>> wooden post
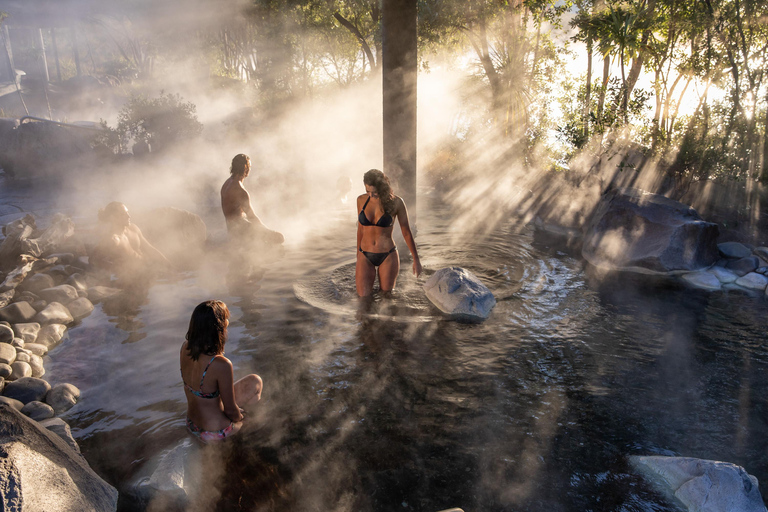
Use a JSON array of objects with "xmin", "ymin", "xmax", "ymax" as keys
[
  {"xmin": 51, "ymin": 28, "xmax": 62, "ymax": 82},
  {"xmin": 381, "ymin": 0, "xmax": 418, "ymax": 221},
  {"xmin": 36, "ymin": 29, "xmax": 50, "ymax": 83},
  {"xmin": 71, "ymin": 26, "xmax": 81, "ymax": 76}
]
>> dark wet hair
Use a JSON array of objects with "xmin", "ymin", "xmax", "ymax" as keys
[
  {"xmin": 185, "ymin": 300, "xmax": 230, "ymax": 361},
  {"xmin": 97, "ymin": 201, "xmax": 127, "ymax": 223},
  {"xmin": 230, "ymin": 154, "xmax": 250, "ymax": 177},
  {"xmin": 363, "ymin": 169, "xmax": 396, "ymax": 215}
]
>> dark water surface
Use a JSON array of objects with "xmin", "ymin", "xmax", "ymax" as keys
[{"xmin": 45, "ymin": 193, "xmax": 768, "ymax": 512}]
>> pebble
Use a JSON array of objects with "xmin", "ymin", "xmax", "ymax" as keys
[
  {"xmin": 0, "ymin": 324, "xmax": 13, "ymax": 343},
  {"xmin": 735, "ymin": 272, "xmax": 768, "ymax": 291},
  {"xmin": 21, "ymin": 400, "xmax": 54, "ymax": 421},
  {"xmin": 9, "ymin": 361, "xmax": 32, "ymax": 380},
  {"xmin": 28, "ymin": 354, "xmax": 44, "ymax": 378},
  {"xmin": 0, "ymin": 363, "xmax": 11, "ymax": 379}
]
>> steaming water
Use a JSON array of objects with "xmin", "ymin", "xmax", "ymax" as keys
[{"xmin": 44, "ymin": 191, "xmax": 768, "ymax": 512}]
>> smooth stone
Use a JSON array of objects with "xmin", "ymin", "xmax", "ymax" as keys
[
  {"xmin": 67, "ymin": 297, "xmax": 94, "ymax": 321},
  {"xmin": 77, "ymin": 289, "xmax": 87, "ymax": 298},
  {"xmin": 0, "ymin": 342, "xmax": 16, "ymax": 365},
  {"xmin": 10, "ymin": 361, "xmax": 32, "ymax": 380},
  {"xmin": 10, "ymin": 337, "xmax": 23, "ymax": 349},
  {"xmin": 424, "ymin": 267, "xmax": 497, "ymax": 321},
  {"xmin": 718, "ymin": 241, "xmax": 752, "ymax": 259},
  {"xmin": 21, "ymin": 400, "xmax": 54, "ymax": 421},
  {"xmin": 147, "ymin": 438, "xmax": 197, "ymax": 495},
  {"xmin": 757, "ymin": 266, "xmax": 768, "ymax": 275},
  {"xmin": 23, "ymin": 343, "xmax": 47, "ymax": 356},
  {"xmin": 0, "ymin": 403, "xmax": 119, "ymax": 510},
  {"xmin": 28, "ymin": 354, "xmax": 44, "ymax": 378},
  {"xmin": 87, "ymin": 286, "xmax": 121, "ymax": 303},
  {"xmin": 0, "ymin": 301, "xmax": 38, "ymax": 323},
  {"xmin": 0, "ymin": 323, "xmax": 13, "ymax": 343},
  {"xmin": 47, "ymin": 253, "xmax": 75, "ymax": 265},
  {"xmin": 0, "ymin": 363, "xmax": 11, "ymax": 379},
  {"xmin": 707, "ymin": 266, "xmax": 739, "ymax": 283},
  {"xmin": 65, "ymin": 273, "xmax": 88, "ymax": 292},
  {"xmin": 2, "ymin": 376, "xmax": 50, "ymax": 403},
  {"xmin": 725, "ymin": 256, "xmax": 760, "ymax": 277},
  {"xmin": 12, "ymin": 322, "xmax": 40, "ymax": 343},
  {"xmin": 37, "ymin": 285, "xmax": 79, "ymax": 305},
  {"xmin": 34, "ymin": 302, "xmax": 74, "ymax": 325},
  {"xmin": 37, "ymin": 324, "xmax": 67, "ymax": 348},
  {"xmin": 683, "ymin": 271, "xmax": 724, "ymax": 291},
  {"xmin": 45, "ymin": 383, "xmax": 80, "ymax": 414},
  {"xmin": 31, "ymin": 300, "xmax": 48, "ymax": 312},
  {"xmin": 734, "ymin": 272, "xmax": 768, "ymax": 291},
  {"xmin": 630, "ymin": 456, "xmax": 767, "ymax": 512},
  {"xmin": 39, "ymin": 417, "xmax": 81, "ymax": 453},
  {"xmin": 18, "ymin": 272, "xmax": 55, "ymax": 294},
  {"xmin": 753, "ymin": 246, "xmax": 768, "ymax": 261},
  {"xmin": 0, "ymin": 395, "xmax": 23, "ymax": 410},
  {"xmin": 44, "ymin": 264, "xmax": 72, "ymax": 284},
  {"xmin": 14, "ymin": 352, "xmax": 29, "ymax": 363}
]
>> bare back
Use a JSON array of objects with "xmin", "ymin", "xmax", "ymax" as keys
[{"xmin": 221, "ymin": 177, "xmax": 250, "ymax": 224}]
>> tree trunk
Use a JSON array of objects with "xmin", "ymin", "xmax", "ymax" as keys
[
  {"xmin": 584, "ymin": 37, "xmax": 592, "ymax": 138},
  {"xmin": 597, "ymin": 54, "xmax": 610, "ymax": 125},
  {"xmin": 382, "ymin": 0, "xmax": 418, "ymax": 217}
]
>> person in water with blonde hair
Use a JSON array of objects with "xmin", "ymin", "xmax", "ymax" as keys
[
  {"xmin": 90, "ymin": 201, "xmax": 172, "ymax": 279},
  {"xmin": 180, "ymin": 300, "xmax": 263, "ymax": 443},
  {"xmin": 355, "ymin": 169, "xmax": 422, "ymax": 296}
]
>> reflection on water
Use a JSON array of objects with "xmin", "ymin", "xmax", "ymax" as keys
[{"xmin": 44, "ymin": 195, "xmax": 768, "ymax": 511}]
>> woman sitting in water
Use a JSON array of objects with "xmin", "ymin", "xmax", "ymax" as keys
[
  {"xmin": 356, "ymin": 169, "xmax": 422, "ymax": 297},
  {"xmin": 180, "ymin": 300, "xmax": 263, "ymax": 443}
]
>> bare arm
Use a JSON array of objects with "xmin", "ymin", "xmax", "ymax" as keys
[
  {"xmin": 241, "ymin": 188, "xmax": 267, "ymax": 228},
  {"xmin": 133, "ymin": 225, "xmax": 173, "ymax": 270},
  {"xmin": 356, "ymin": 195, "xmax": 364, "ymax": 250},
  {"xmin": 396, "ymin": 197, "xmax": 422, "ymax": 276},
  {"xmin": 216, "ymin": 357, "xmax": 244, "ymax": 423}
]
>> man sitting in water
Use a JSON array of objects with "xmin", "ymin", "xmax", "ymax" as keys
[
  {"xmin": 90, "ymin": 201, "xmax": 173, "ymax": 282},
  {"xmin": 221, "ymin": 153, "xmax": 284, "ymax": 246}
]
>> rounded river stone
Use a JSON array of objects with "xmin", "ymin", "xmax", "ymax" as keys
[
  {"xmin": 34, "ymin": 302, "xmax": 74, "ymax": 325},
  {"xmin": 0, "ymin": 363, "xmax": 11, "ymax": 379},
  {"xmin": 0, "ymin": 323, "xmax": 13, "ymax": 343},
  {"xmin": 28, "ymin": 354, "xmax": 44, "ymax": 378},
  {"xmin": 0, "ymin": 301, "xmax": 37, "ymax": 323},
  {"xmin": 46, "ymin": 383, "xmax": 80, "ymax": 414},
  {"xmin": 37, "ymin": 324, "xmax": 67, "ymax": 348},
  {"xmin": 0, "ymin": 342, "xmax": 16, "ymax": 365},
  {"xmin": 2, "ymin": 376, "xmax": 50, "ymax": 403},
  {"xmin": 0, "ymin": 395, "xmax": 23, "ymax": 410},
  {"xmin": 10, "ymin": 361, "xmax": 32, "ymax": 380},
  {"xmin": 38, "ymin": 284, "xmax": 79, "ymax": 305},
  {"xmin": 67, "ymin": 297, "xmax": 94, "ymax": 321},
  {"xmin": 21, "ymin": 400, "xmax": 55, "ymax": 421}
]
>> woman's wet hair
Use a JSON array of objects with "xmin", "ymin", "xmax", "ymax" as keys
[
  {"xmin": 97, "ymin": 201, "xmax": 127, "ymax": 223},
  {"xmin": 186, "ymin": 300, "xmax": 230, "ymax": 361},
  {"xmin": 363, "ymin": 169, "xmax": 396, "ymax": 214},
  {"xmin": 231, "ymin": 154, "xmax": 250, "ymax": 177}
]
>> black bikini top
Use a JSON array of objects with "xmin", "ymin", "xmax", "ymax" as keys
[{"xmin": 359, "ymin": 196, "xmax": 395, "ymax": 227}]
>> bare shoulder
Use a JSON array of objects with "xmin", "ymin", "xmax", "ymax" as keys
[
  {"xmin": 394, "ymin": 195, "xmax": 406, "ymax": 211},
  {"xmin": 356, "ymin": 194, "xmax": 368, "ymax": 208}
]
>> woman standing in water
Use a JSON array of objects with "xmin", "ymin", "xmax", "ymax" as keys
[
  {"xmin": 356, "ymin": 169, "xmax": 422, "ymax": 296},
  {"xmin": 180, "ymin": 300, "xmax": 263, "ymax": 443}
]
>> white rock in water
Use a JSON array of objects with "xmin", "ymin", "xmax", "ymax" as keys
[
  {"xmin": 735, "ymin": 272, "xmax": 768, "ymax": 291},
  {"xmin": 423, "ymin": 267, "xmax": 496, "ymax": 321},
  {"xmin": 34, "ymin": 302, "xmax": 73, "ymax": 325},
  {"xmin": 37, "ymin": 324, "xmax": 67, "ymax": 348},
  {"xmin": 28, "ymin": 354, "xmax": 44, "ymax": 378},
  {"xmin": 681, "ymin": 271, "xmax": 722, "ymax": 291},
  {"xmin": 37, "ymin": 285, "xmax": 79, "ymax": 305},
  {"xmin": 10, "ymin": 361, "xmax": 31, "ymax": 380},
  {"xmin": 86, "ymin": 286, "xmax": 121, "ymax": 303},
  {"xmin": 67, "ymin": 297, "xmax": 94, "ymax": 321},
  {"xmin": 22, "ymin": 343, "xmax": 47, "ymax": 356},
  {"xmin": 630, "ymin": 456, "xmax": 767, "ymax": 512},
  {"xmin": 12, "ymin": 322, "xmax": 40, "ymax": 343},
  {"xmin": 707, "ymin": 266, "xmax": 738, "ymax": 284},
  {"xmin": 148, "ymin": 438, "xmax": 196, "ymax": 495}
]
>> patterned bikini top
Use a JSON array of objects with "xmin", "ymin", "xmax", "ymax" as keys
[{"xmin": 181, "ymin": 355, "xmax": 220, "ymax": 399}]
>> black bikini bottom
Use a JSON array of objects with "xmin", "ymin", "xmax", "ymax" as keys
[{"xmin": 360, "ymin": 246, "xmax": 397, "ymax": 267}]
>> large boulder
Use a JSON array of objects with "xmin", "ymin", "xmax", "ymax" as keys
[
  {"xmin": 134, "ymin": 207, "xmax": 207, "ymax": 270},
  {"xmin": 0, "ymin": 403, "xmax": 118, "ymax": 511},
  {"xmin": 34, "ymin": 302, "xmax": 74, "ymax": 325},
  {"xmin": 630, "ymin": 456, "xmax": 767, "ymax": 512},
  {"xmin": 582, "ymin": 188, "xmax": 719, "ymax": 273},
  {"xmin": 423, "ymin": 267, "xmax": 496, "ymax": 322}
]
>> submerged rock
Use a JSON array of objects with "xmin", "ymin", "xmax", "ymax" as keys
[
  {"xmin": 681, "ymin": 271, "xmax": 722, "ymax": 291},
  {"xmin": 707, "ymin": 266, "xmax": 739, "ymax": 284},
  {"xmin": 630, "ymin": 456, "xmax": 767, "ymax": 512},
  {"xmin": 424, "ymin": 267, "xmax": 496, "ymax": 322},
  {"xmin": 734, "ymin": 272, "xmax": 768, "ymax": 291},
  {"xmin": 87, "ymin": 286, "xmax": 121, "ymax": 303},
  {"xmin": 582, "ymin": 188, "xmax": 719, "ymax": 273},
  {"xmin": 0, "ymin": 403, "xmax": 118, "ymax": 511},
  {"xmin": 726, "ymin": 256, "xmax": 760, "ymax": 277},
  {"xmin": 67, "ymin": 297, "xmax": 94, "ymax": 321}
]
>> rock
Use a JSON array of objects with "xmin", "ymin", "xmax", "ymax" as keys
[
  {"xmin": 2, "ymin": 376, "xmax": 50, "ymax": 403},
  {"xmin": 682, "ymin": 271, "xmax": 722, "ymax": 290},
  {"xmin": 10, "ymin": 337, "xmax": 23, "ymax": 349},
  {"xmin": 39, "ymin": 417, "xmax": 81, "ymax": 453},
  {"xmin": 718, "ymin": 241, "xmax": 752, "ymax": 259},
  {"xmin": 77, "ymin": 289, "xmax": 87, "ymax": 298},
  {"xmin": 14, "ymin": 352, "xmax": 29, "ymax": 363},
  {"xmin": 37, "ymin": 324, "xmax": 67, "ymax": 348},
  {"xmin": 0, "ymin": 301, "xmax": 37, "ymax": 323},
  {"xmin": 31, "ymin": 299, "xmax": 47, "ymax": 311},
  {"xmin": 34, "ymin": 302, "xmax": 74, "ymax": 325},
  {"xmin": 147, "ymin": 439, "xmax": 196, "ymax": 495},
  {"xmin": 735, "ymin": 272, "xmax": 768, "ymax": 291},
  {"xmin": 87, "ymin": 286, "xmax": 121, "ymax": 303},
  {"xmin": 135, "ymin": 207, "xmax": 207, "ymax": 270},
  {"xmin": 45, "ymin": 383, "xmax": 80, "ymax": 414},
  {"xmin": 47, "ymin": 253, "xmax": 74, "ymax": 265},
  {"xmin": 0, "ymin": 289, "xmax": 13, "ymax": 308},
  {"xmin": 67, "ymin": 297, "xmax": 94, "ymax": 321},
  {"xmin": 582, "ymin": 188, "xmax": 719, "ymax": 273},
  {"xmin": 707, "ymin": 266, "xmax": 739, "ymax": 284},
  {"xmin": 630, "ymin": 456, "xmax": 767, "ymax": 512},
  {"xmin": 0, "ymin": 323, "xmax": 13, "ymax": 343},
  {"xmin": 9, "ymin": 361, "xmax": 31, "ymax": 380},
  {"xmin": 65, "ymin": 273, "xmax": 88, "ymax": 292},
  {"xmin": 23, "ymin": 343, "xmax": 47, "ymax": 356},
  {"xmin": 726, "ymin": 256, "xmax": 760, "ymax": 277},
  {"xmin": 44, "ymin": 265, "xmax": 72, "ymax": 285},
  {"xmin": 12, "ymin": 322, "xmax": 40, "ymax": 343},
  {"xmin": 28, "ymin": 354, "xmax": 44, "ymax": 378},
  {"xmin": 21, "ymin": 400, "xmax": 55, "ymax": 420},
  {"xmin": 0, "ymin": 342, "xmax": 16, "ymax": 365},
  {"xmin": 0, "ymin": 261, "xmax": 35, "ymax": 293},
  {"xmin": 757, "ymin": 267, "xmax": 768, "ymax": 275},
  {"xmin": 18, "ymin": 272, "xmax": 55, "ymax": 294},
  {"xmin": 20, "ymin": 213, "xmax": 75, "ymax": 258},
  {"xmin": 37, "ymin": 284, "xmax": 79, "ymax": 305},
  {"xmin": 0, "ymin": 395, "xmax": 23, "ymax": 410},
  {"xmin": 0, "ymin": 403, "xmax": 119, "ymax": 511},
  {"xmin": 0, "ymin": 363, "xmax": 11, "ymax": 379},
  {"xmin": 753, "ymin": 246, "xmax": 768, "ymax": 261},
  {"xmin": 424, "ymin": 267, "xmax": 496, "ymax": 321}
]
